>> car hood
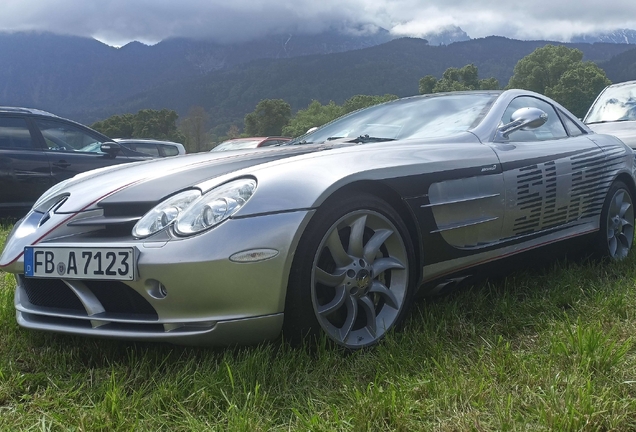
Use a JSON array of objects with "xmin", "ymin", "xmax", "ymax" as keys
[
  {"xmin": 51, "ymin": 146, "xmax": 321, "ymax": 213},
  {"xmin": 587, "ymin": 121, "xmax": 636, "ymax": 148}
]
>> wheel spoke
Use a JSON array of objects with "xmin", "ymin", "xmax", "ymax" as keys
[
  {"xmin": 609, "ymin": 235, "xmax": 618, "ymax": 257},
  {"xmin": 326, "ymin": 229, "xmax": 352, "ymax": 267},
  {"xmin": 618, "ymin": 232, "xmax": 630, "ymax": 249},
  {"xmin": 617, "ymin": 237, "xmax": 629, "ymax": 258},
  {"xmin": 363, "ymin": 229, "xmax": 393, "ymax": 263},
  {"xmin": 359, "ymin": 296, "xmax": 377, "ymax": 337},
  {"xmin": 621, "ymin": 218, "xmax": 634, "ymax": 230},
  {"xmin": 369, "ymin": 280, "xmax": 399, "ymax": 309},
  {"xmin": 348, "ymin": 215, "xmax": 367, "ymax": 257},
  {"xmin": 607, "ymin": 228, "xmax": 615, "ymax": 241},
  {"xmin": 619, "ymin": 202, "xmax": 632, "ymax": 218},
  {"xmin": 339, "ymin": 296, "xmax": 358, "ymax": 342},
  {"xmin": 372, "ymin": 257, "xmax": 405, "ymax": 276},
  {"xmin": 317, "ymin": 286, "xmax": 347, "ymax": 316},
  {"xmin": 315, "ymin": 268, "xmax": 346, "ymax": 287},
  {"xmin": 611, "ymin": 192, "xmax": 624, "ymax": 216}
]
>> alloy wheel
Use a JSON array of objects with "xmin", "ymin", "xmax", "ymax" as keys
[{"xmin": 310, "ymin": 210, "xmax": 409, "ymax": 348}]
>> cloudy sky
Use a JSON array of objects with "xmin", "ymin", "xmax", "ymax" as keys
[{"xmin": 1, "ymin": 0, "xmax": 635, "ymax": 46}]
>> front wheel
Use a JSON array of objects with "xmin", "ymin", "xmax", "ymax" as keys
[
  {"xmin": 284, "ymin": 194, "xmax": 416, "ymax": 349},
  {"xmin": 596, "ymin": 180, "xmax": 634, "ymax": 260}
]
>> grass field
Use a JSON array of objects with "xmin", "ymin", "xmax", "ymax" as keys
[{"xmin": 1, "ymin": 223, "xmax": 636, "ymax": 431}]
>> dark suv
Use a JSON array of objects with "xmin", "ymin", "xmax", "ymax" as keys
[{"xmin": 0, "ymin": 107, "xmax": 151, "ymax": 216}]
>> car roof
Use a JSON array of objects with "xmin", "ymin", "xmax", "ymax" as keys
[
  {"xmin": 114, "ymin": 138, "xmax": 183, "ymax": 145},
  {"xmin": 224, "ymin": 137, "xmax": 267, "ymax": 142},
  {"xmin": 0, "ymin": 106, "xmax": 58, "ymax": 117}
]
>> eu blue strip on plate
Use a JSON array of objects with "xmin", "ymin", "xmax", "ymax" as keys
[{"xmin": 24, "ymin": 247, "xmax": 34, "ymax": 276}]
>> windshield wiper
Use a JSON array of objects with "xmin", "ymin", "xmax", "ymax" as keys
[
  {"xmin": 279, "ymin": 140, "xmax": 313, "ymax": 146},
  {"xmin": 324, "ymin": 135, "xmax": 395, "ymax": 143}
]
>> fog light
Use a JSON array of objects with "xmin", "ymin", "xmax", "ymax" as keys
[{"xmin": 146, "ymin": 279, "xmax": 168, "ymax": 299}]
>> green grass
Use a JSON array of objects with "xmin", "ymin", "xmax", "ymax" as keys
[{"xmin": 1, "ymin": 224, "xmax": 636, "ymax": 431}]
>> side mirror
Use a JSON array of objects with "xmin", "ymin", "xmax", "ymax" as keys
[
  {"xmin": 496, "ymin": 107, "xmax": 548, "ymax": 140},
  {"xmin": 100, "ymin": 141, "xmax": 121, "ymax": 157}
]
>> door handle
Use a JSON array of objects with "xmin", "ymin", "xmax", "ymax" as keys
[{"xmin": 53, "ymin": 160, "xmax": 71, "ymax": 168}]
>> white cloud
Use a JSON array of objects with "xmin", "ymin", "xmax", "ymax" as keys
[{"xmin": 1, "ymin": 0, "xmax": 636, "ymax": 45}]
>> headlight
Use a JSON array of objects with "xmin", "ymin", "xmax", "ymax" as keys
[
  {"xmin": 175, "ymin": 178, "xmax": 257, "ymax": 236},
  {"xmin": 132, "ymin": 190, "xmax": 201, "ymax": 238}
]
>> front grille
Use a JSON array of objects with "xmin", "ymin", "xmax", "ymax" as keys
[
  {"xmin": 100, "ymin": 202, "xmax": 154, "ymax": 218},
  {"xmin": 63, "ymin": 203, "xmax": 152, "ymax": 239},
  {"xmin": 21, "ymin": 277, "xmax": 85, "ymax": 311},
  {"xmin": 84, "ymin": 280, "xmax": 157, "ymax": 318},
  {"xmin": 19, "ymin": 276, "xmax": 157, "ymax": 320}
]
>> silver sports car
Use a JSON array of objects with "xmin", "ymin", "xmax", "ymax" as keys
[{"xmin": 1, "ymin": 89, "xmax": 634, "ymax": 349}]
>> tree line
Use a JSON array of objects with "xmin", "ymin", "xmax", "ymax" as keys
[{"xmin": 91, "ymin": 45, "xmax": 612, "ymax": 152}]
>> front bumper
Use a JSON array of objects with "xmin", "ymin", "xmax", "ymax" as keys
[{"xmin": 6, "ymin": 209, "xmax": 314, "ymax": 345}]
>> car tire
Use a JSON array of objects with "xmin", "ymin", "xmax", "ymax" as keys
[
  {"xmin": 596, "ymin": 180, "xmax": 635, "ymax": 260},
  {"xmin": 284, "ymin": 193, "xmax": 416, "ymax": 349}
]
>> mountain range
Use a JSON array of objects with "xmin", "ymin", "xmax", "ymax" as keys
[
  {"xmin": 571, "ymin": 29, "xmax": 636, "ymax": 44},
  {"xmin": 0, "ymin": 30, "xmax": 635, "ymax": 133}
]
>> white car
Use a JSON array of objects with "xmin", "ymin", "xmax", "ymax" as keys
[{"xmin": 585, "ymin": 80, "xmax": 636, "ymax": 148}]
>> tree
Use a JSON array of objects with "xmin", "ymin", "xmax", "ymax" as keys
[
  {"xmin": 92, "ymin": 109, "xmax": 185, "ymax": 142},
  {"xmin": 282, "ymin": 100, "xmax": 342, "ymax": 138},
  {"xmin": 418, "ymin": 76, "xmax": 437, "ymax": 95},
  {"xmin": 179, "ymin": 106, "xmax": 209, "ymax": 152},
  {"xmin": 419, "ymin": 64, "xmax": 500, "ymax": 94},
  {"xmin": 226, "ymin": 125, "xmax": 241, "ymax": 139},
  {"xmin": 281, "ymin": 94, "xmax": 400, "ymax": 138},
  {"xmin": 507, "ymin": 45, "xmax": 611, "ymax": 118},
  {"xmin": 341, "ymin": 94, "xmax": 398, "ymax": 114},
  {"xmin": 546, "ymin": 63, "xmax": 612, "ymax": 118},
  {"xmin": 508, "ymin": 45, "xmax": 584, "ymax": 94},
  {"xmin": 478, "ymin": 77, "xmax": 500, "ymax": 91},
  {"xmin": 244, "ymin": 99, "xmax": 291, "ymax": 136},
  {"xmin": 133, "ymin": 109, "xmax": 184, "ymax": 142},
  {"xmin": 91, "ymin": 114, "xmax": 134, "ymax": 138}
]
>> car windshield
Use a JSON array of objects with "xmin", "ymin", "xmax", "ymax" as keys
[
  {"xmin": 585, "ymin": 82, "xmax": 636, "ymax": 124},
  {"xmin": 286, "ymin": 93, "xmax": 498, "ymax": 145},
  {"xmin": 212, "ymin": 139, "xmax": 262, "ymax": 151}
]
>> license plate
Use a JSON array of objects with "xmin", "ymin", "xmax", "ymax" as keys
[{"xmin": 24, "ymin": 247, "xmax": 135, "ymax": 280}]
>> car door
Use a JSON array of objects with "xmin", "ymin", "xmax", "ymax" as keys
[
  {"xmin": 32, "ymin": 117, "xmax": 132, "ymax": 183},
  {"xmin": 0, "ymin": 115, "xmax": 53, "ymax": 212},
  {"xmin": 491, "ymin": 96, "xmax": 603, "ymax": 240}
]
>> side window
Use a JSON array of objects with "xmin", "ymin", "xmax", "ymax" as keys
[
  {"xmin": 502, "ymin": 96, "xmax": 568, "ymax": 142},
  {"xmin": 160, "ymin": 145, "xmax": 179, "ymax": 156},
  {"xmin": 259, "ymin": 140, "xmax": 280, "ymax": 147},
  {"xmin": 34, "ymin": 119, "xmax": 105, "ymax": 153},
  {"xmin": 0, "ymin": 117, "xmax": 34, "ymax": 149},
  {"xmin": 127, "ymin": 143, "xmax": 160, "ymax": 157},
  {"xmin": 559, "ymin": 110, "xmax": 585, "ymax": 137}
]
